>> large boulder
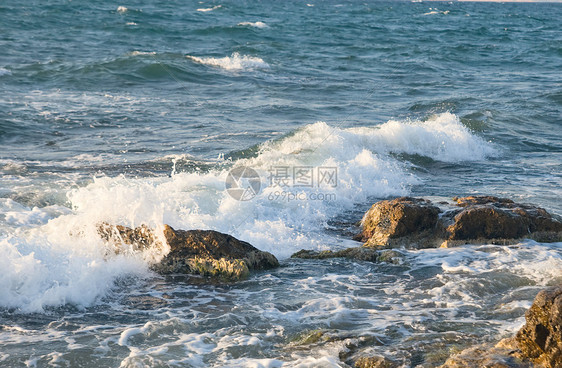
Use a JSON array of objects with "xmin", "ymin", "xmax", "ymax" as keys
[
  {"xmin": 444, "ymin": 196, "xmax": 562, "ymax": 245},
  {"xmin": 354, "ymin": 197, "xmax": 442, "ymax": 249},
  {"xmin": 98, "ymin": 223, "xmax": 279, "ymax": 280},
  {"xmin": 355, "ymin": 196, "xmax": 562, "ymax": 249}
]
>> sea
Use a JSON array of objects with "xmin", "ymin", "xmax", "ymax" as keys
[{"xmin": 1, "ymin": 0, "xmax": 561, "ymax": 367}]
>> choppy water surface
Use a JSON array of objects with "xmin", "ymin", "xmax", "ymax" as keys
[{"xmin": 1, "ymin": 0, "xmax": 561, "ymax": 366}]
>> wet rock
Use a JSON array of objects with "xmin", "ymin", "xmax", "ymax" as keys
[
  {"xmin": 441, "ymin": 285, "xmax": 562, "ymax": 368},
  {"xmin": 289, "ymin": 329, "xmax": 328, "ymax": 346},
  {"xmin": 439, "ymin": 344, "xmax": 530, "ymax": 368},
  {"xmin": 452, "ymin": 195, "xmax": 514, "ymax": 207},
  {"xmin": 98, "ymin": 222, "xmax": 157, "ymax": 253},
  {"xmin": 98, "ymin": 223, "xmax": 279, "ymax": 280},
  {"xmin": 515, "ymin": 286, "xmax": 562, "ymax": 367},
  {"xmin": 354, "ymin": 197, "xmax": 442, "ymax": 249},
  {"xmin": 446, "ymin": 205, "xmax": 530, "ymax": 241},
  {"xmin": 356, "ymin": 196, "xmax": 562, "ymax": 249},
  {"xmin": 445, "ymin": 196, "xmax": 562, "ymax": 244},
  {"xmin": 290, "ymin": 248, "xmax": 404, "ymax": 264},
  {"xmin": 355, "ymin": 355, "xmax": 400, "ymax": 368},
  {"xmin": 291, "ymin": 247, "xmax": 379, "ymax": 262}
]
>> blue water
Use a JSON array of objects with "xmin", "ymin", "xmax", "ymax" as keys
[{"xmin": 1, "ymin": 1, "xmax": 561, "ymax": 367}]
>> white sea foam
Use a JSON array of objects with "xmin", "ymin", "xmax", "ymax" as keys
[
  {"xmin": 408, "ymin": 242, "xmax": 562, "ymax": 311},
  {"xmin": 129, "ymin": 51, "xmax": 157, "ymax": 56},
  {"xmin": 0, "ymin": 113, "xmax": 497, "ymax": 311},
  {"xmin": 0, "ymin": 67, "xmax": 11, "ymax": 76},
  {"xmin": 186, "ymin": 52, "xmax": 269, "ymax": 71},
  {"xmin": 117, "ymin": 6, "xmax": 128, "ymax": 13},
  {"xmin": 423, "ymin": 9, "xmax": 450, "ymax": 15},
  {"xmin": 238, "ymin": 21, "xmax": 268, "ymax": 29},
  {"xmin": 197, "ymin": 5, "xmax": 221, "ymax": 12}
]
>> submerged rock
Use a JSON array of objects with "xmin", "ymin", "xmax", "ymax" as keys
[
  {"xmin": 291, "ymin": 248, "xmax": 379, "ymax": 262},
  {"xmin": 440, "ymin": 343, "xmax": 531, "ymax": 368},
  {"xmin": 291, "ymin": 248, "xmax": 404, "ymax": 264},
  {"xmin": 356, "ymin": 196, "xmax": 562, "ymax": 249},
  {"xmin": 354, "ymin": 355, "xmax": 400, "ymax": 368},
  {"xmin": 98, "ymin": 223, "xmax": 279, "ymax": 280}
]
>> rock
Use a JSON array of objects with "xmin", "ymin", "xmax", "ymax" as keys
[
  {"xmin": 445, "ymin": 196, "xmax": 562, "ymax": 244},
  {"xmin": 290, "ymin": 248, "xmax": 404, "ymax": 264},
  {"xmin": 446, "ymin": 206, "xmax": 529, "ymax": 241},
  {"xmin": 439, "ymin": 344, "xmax": 530, "ymax": 368},
  {"xmin": 291, "ymin": 247, "xmax": 379, "ymax": 262},
  {"xmin": 354, "ymin": 197, "xmax": 442, "ymax": 249},
  {"xmin": 98, "ymin": 223, "xmax": 279, "ymax": 280},
  {"xmin": 515, "ymin": 286, "xmax": 562, "ymax": 367},
  {"xmin": 355, "ymin": 355, "xmax": 400, "ymax": 368},
  {"xmin": 452, "ymin": 196, "xmax": 514, "ymax": 207},
  {"xmin": 355, "ymin": 196, "xmax": 562, "ymax": 249},
  {"xmin": 289, "ymin": 329, "xmax": 328, "ymax": 346},
  {"xmin": 441, "ymin": 285, "xmax": 562, "ymax": 368},
  {"xmin": 98, "ymin": 222, "xmax": 157, "ymax": 253}
]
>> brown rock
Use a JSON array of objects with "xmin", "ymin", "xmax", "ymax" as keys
[
  {"xmin": 290, "ymin": 248, "xmax": 404, "ymax": 264},
  {"xmin": 98, "ymin": 222, "xmax": 157, "ymax": 253},
  {"xmin": 447, "ymin": 206, "xmax": 529, "ymax": 241},
  {"xmin": 446, "ymin": 197, "xmax": 562, "ymax": 243},
  {"xmin": 355, "ymin": 197, "xmax": 442, "ymax": 249},
  {"xmin": 453, "ymin": 196, "xmax": 514, "ymax": 207},
  {"xmin": 355, "ymin": 196, "xmax": 562, "ymax": 249},
  {"xmin": 98, "ymin": 223, "xmax": 279, "ymax": 280},
  {"xmin": 515, "ymin": 286, "xmax": 562, "ymax": 367},
  {"xmin": 291, "ymin": 247, "xmax": 379, "ymax": 262}
]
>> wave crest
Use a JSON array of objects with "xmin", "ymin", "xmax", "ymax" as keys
[
  {"xmin": 186, "ymin": 52, "xmax": 269, "ymax": 71},
  {"xmin": 237, "ymin": 21, "xmax": 268, "ymax": 28}
]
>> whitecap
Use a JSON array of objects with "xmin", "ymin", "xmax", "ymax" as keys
[
  {"xmin": 197, "ymin": 5, "xmax": 221, "ymax": 12},
  {"xmin": 129, "ymin": 51, "xmax": 157, "ymax": 56},
  {"xmin": 423, "ymin": 9, "xmax": 450, "ymax": 15},
  {"xmin": 0, "ymin": 67, "xmax": 11, "ymax": 76},
  {"xmin": 186, "ymin": 52, "xmax": 269, "ymax": 71},
  {"xmin": 237, "ymin": 21, "xmax": 268, "ymax": 29},
  {"xmin": 117, "ymin": 6, "xmax": 128, "ymax": 13}
]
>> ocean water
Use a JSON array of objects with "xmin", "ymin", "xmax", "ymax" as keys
[{"xmin": 1, "ymin": 0, "xmax": 561, "ymax": 366}]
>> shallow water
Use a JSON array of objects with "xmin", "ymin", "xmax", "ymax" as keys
[{"xmin": 1, "ymin": 0, "xmax": 561, "ymax": 366}]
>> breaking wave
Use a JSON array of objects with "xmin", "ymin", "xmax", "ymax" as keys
[{"xmin": 0, "ymin": 113, "xmax": 497, "ymax": 311}]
